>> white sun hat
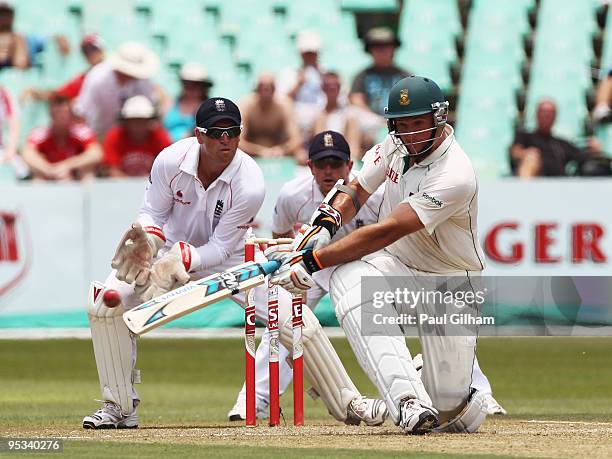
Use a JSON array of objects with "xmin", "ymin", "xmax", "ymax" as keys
[
  {"xmin": 120, "ymin": 95, "xmax": 156, "ymax": 119},
  {"xmin": 296, "ymin": 30, "xmax": 322, "ymax": 53},
  {"xmin": 179, "ymin": 62, "xmax": 212, "ymax": 85},
  {"xmin": 108, "ymin": 42, "xmax": 159, "ymax": 79}
]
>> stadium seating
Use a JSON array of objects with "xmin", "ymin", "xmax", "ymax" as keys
[
  {"xmin": 396, "ymin": 0, "xmax": 460, "ymax": 92},
  {"xmin": 454, "ymin": 0, "xmax": 534, "ymax": 176},
  {"xmin": 340, "ymin": 0, "xmax": 399, "ymax": 13},
  {"xmin": 0, "ymin": 0, "xmax": 604, "ymax": 178},
  {"xmin": 523, "ymin": 0, "xmax": 598, "ymax": 141}
]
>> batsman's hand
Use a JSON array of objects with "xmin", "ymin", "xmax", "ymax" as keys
[
  {"xmin": 265, "ymin": 244, "xmax": 322, "ymax": 295},
  {"xmin": 111, "ymin": 223, "xmax": 166, "ymax": 284},
  {"xmin": 292, "ymin": 223, "xmax": 332, "ymax": 252},
  {"xmin": 135, "ymin": 241, "xmax": 201, "ymax": 302},
  {"xmin": 293, "ymin": 201, "xmax": 342, "ymax": 251}
]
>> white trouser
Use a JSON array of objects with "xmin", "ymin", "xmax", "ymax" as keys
[
  {"xmin": 331, "ymin": 250, "xmax": 480, "ymax": 423},
  {"xmin": 91, "ymin": 255, "xmax": 361, "ymax": 421},
  {"xmin": 470, "ymin": 355, "xmax": 492, "ymax": 395}
]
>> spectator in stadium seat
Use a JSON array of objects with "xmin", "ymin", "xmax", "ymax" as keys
[
  {"xmin": 22, "ymin": 34, "xmax": 106, "ymax": 103},
  {"xmin": 510, "ymin": 99, "xmax": 602, "ymax": 177},
  {"xmin": 276, "ymin": 30, "xmax": 326, "ymax": 144},
  {"xmin": 164, "ymin": 63, "xmax": 213, "ymax": 142},
  {"xmin": 25, "ymin": 33, "xmax": 71, "ymax": 69},
  {"xmin": 22, "ymin": 95, "xmax": 102, "ymax": 181},
  {"xmin": 593, "ymin": 69, "xmax": 612, "ymax": 123},
  {"xmin": 0, "ymin": 84, "xmax": 20, "ymax": 179},
  {"xmin": 350, "ymin": 27, "xmax": 410, "ymax": 116},
  {"xmin": 239, "ymin": 73, "xmax": 307, "ymax": 164},
  {"xmin": 74, "ymin": 41, "xmax": 169, "ymax": 141},
  {"xmin": 312, "ymin": 71, "xmax": 361, "ymax": 160},
  {"xmin": 350, "ymin": 27, "xmax": 410, "ymax": 149},
  {"xmin": 104, "ymin": 96, "xmax": 171, "ymax": 177},
  {"xmin": 0, "ymin": 0, "xmax": 28, "ymax": 69}
]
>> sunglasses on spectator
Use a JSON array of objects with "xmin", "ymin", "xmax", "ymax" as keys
[
  {"xmin": 196, "ymin": 126, "xmax": 242, "ymax": 139},
  {"xmin": 312, "ymin": 157, "xmax": 346, "ymax": 169}
]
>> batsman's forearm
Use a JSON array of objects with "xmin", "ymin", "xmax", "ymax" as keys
[
  {"xmin": 334, "ymin": 179, "xmax": 371, "ymax": 226},
  {"xmin": 315, "ymin": 220, "xmax": 400, "ymax": 267},
  {"xmin": 333, "ymin": 193, "xmax": 358, "ymax": 225}
]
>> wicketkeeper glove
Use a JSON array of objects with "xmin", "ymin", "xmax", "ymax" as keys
[
  {"xmin": 265, "ymin": 244, "xmax": 323, "ymax": 295},
  {"xmin": 135, "ymin": 241, "xmax": 201, "ymax": 302},
  {"xmin": 112, "ymin": 222, "xmax": 166, "ymax": 285}
]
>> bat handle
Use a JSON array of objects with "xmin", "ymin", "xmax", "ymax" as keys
[{"xmin": 260, "ymin": 260, "xmax": 281, "ymax": 275}]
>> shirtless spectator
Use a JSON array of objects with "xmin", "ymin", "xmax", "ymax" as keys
[
  {"xmin": 103, "ymin": 95, "xmax": 171, "ymax": 177},
  {"xmin": 22, "ymin": 95, "xmax": 102, "ymax": 181},
  {"xmin": 0, "ymin": 0, "xmax": 28, "ymax": 69},
  {"xmin": 239, "ymin": 73, "xmax": 307, "ymax": 164},
  {"xmin": 313, "ymin": 72, "xmax": 361, "ymax": 159}
]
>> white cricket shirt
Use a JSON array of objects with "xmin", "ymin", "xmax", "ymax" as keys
[
  {"xmin": 358, "ymin": 126, "xmax": 486, "ymax": 273},
  {"xmin": 272, "ymin": 171, "xmax": 384, "ymax": 239},
  {"xmin": 138, "ymin": 137, "xmax": 265, "ymax": 272}
]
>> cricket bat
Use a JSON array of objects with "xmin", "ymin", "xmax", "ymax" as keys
[{"xmin": 123, "ymin": 260, "xmax": 280, "ymax": 335}]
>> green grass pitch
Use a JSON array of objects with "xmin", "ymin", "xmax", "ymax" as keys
[{"xmin": 1, "ymin": 337, "xmax": 611, "ymax": 457}]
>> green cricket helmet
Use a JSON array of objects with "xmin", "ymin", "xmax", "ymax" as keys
[{"xmin": 384, "ymin": 76, "xmax": 449, "ymax": 156}]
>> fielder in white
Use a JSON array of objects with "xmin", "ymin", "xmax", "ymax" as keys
[
  {"xmin": 228, "ymin": 130, "xmax": 385, "ymax": 420},
  {"xmin": 229, "ymin": 129, "xmax": 505, "ymax": 421},
  {"xmin": 267, "ymin": 76, "xmax": 494, "ymax": 434},
  {"xmin": 83, "ymin": 97, "xmax": 385, "ymax": 429}
]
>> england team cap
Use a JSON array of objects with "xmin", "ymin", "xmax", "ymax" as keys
[
  {"xmin": 196, "ymin": 97, "xmax": 241, "ymax": 129},
  {"xmin": 308, "ymin": 130, "xmax": 351, "ymax": 161}
]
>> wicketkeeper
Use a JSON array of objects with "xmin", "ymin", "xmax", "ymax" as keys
[{"xmin": 83, "ymin": 98, "xmax": 386, "ymax": 429}]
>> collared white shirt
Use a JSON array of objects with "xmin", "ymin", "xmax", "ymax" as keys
[
  {"xmin": 272, "ymin": 171, "xmax": 384, "ymax": 240},
  {"xmin": 73, "ymin": 61, "xmax": 156, "ymax": 139},
  {"xmin": 138, "ymin": 137, "xmax": 265, "ymax": 272},
  {"xmin": 358, "ymin": 125, "xmax": 486, "ymax": 273}
]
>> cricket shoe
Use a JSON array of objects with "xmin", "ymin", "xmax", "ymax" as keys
[
  {"xmin": 398, "ymin": 398, "xmax": 439, "ymax": 435},
  {"xmin": 346, "ymin": 397, "xmax": 388, "ymax": 426},
  {"xmin": 82, "ymin": 401, "xmax": 139, "ymax": 429},
  {"xmin": 482, "ymin": 393, "xmax": 507, "ymax": 415},
  {"xmin": 228, "ymin": 397, "xmax": 270, "ymax": 421}
]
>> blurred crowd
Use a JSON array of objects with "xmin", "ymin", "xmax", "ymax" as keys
[
  {"xmin": 0, "ymin": 0, "xmax": 610, "ymax": 182},
  {"xmin": 0, "ymin": 0, "xmax": 412, "ymax": 182}
]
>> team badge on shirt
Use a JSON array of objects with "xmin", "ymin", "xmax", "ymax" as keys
[
  {"xmin": 213, "ymin": 199, "xmax": 224, "ymax": 229},
  {"xmin": 399, "ymin": 89, "xmax": 410, "ymax": 105},
  {"xmin": 215, "ymin": 99, "xmax": 226, "ymax": 111}
]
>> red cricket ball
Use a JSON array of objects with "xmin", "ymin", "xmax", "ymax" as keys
[{"xmin": 102, "ymin": 289, "xmax": 121, "ymax": 308}]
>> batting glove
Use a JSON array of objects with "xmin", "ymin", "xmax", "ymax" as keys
[
  {"xmin": 293, "ymin": 202, "xmax": 342, "ymax": 252},
  {"xmin": 135, "ymin": 241, "xmax": 201, "ymax": 302},
  {"xmin": 265, "ymin": 244, "xmax": 323, "ymax": 295},
  {"xmin": 112, "ymin": 222, "xmax": 166, "ymax": 285}
]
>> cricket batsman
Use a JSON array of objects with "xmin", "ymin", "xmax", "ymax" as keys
[
  {"xmin": 267, "ymin": 76, "xmax": 491, "ymax": 434},
  {"xmin": 82, "ymin": 97, "xmax": 385, "ymax": 429},
  {"xmin": 229, "ymin": 128, "xmax": 505, "ymax": 420}
]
